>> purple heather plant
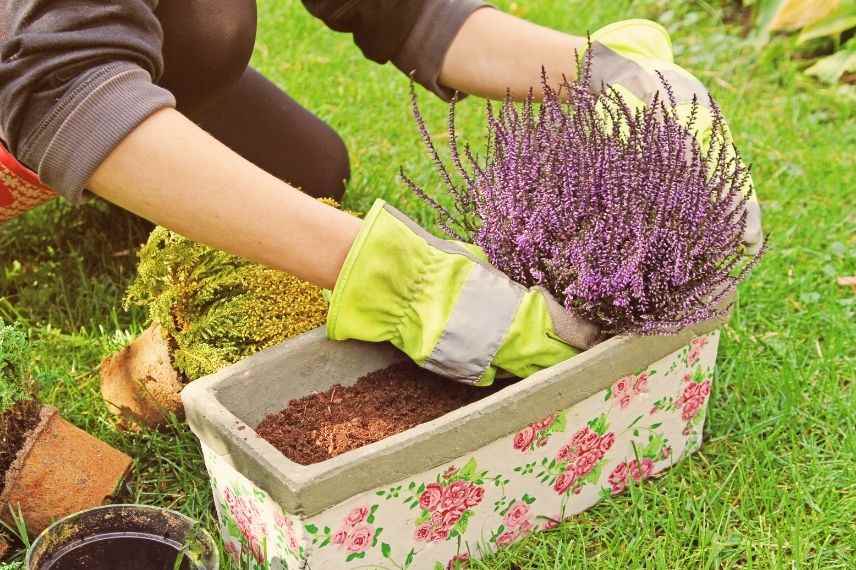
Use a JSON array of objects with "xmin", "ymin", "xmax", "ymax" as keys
[{"xmin": 402, "ymin": 52, "xmax": 763, "ymax": 335}]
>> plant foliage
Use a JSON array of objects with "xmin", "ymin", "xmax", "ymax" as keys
[
  {"xmin": 124, "ymin": 208, "xmax": 333, "ymax": 380},
  {"xmin": 0, "ymin": 320, "xmax": 35, "ymax": 414}
]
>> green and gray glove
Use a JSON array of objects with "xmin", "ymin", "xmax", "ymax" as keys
[{"xmin": 327, "ymin": 199, "xmax": 600, "ymax": 386}]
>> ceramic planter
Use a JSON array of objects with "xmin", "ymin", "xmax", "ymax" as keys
[
  {"xmin": 183, "ymin": 319, "xmax": 723, "ymax": 569},
  {"xmin": 0, "ymin": 406, "xmax": 133, "ymax": 535}
]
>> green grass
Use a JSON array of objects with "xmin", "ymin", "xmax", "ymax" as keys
[{"xmin": 1, "ymin": 0, "xmax": 854, "ymax": 567}]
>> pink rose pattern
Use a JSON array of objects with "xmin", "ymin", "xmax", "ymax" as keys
[
  {"xmin": 607, "ymin": 458, "xmax": 655, "ymax": 494},
  {"xmin": 331, "ymin": 506, "xmax": 375, "ymax": 553},
  {"xmin": 222, "ymin": 487, "xmax": 266, "ymax": 565},
  {"xmin": 513, "ymin": 412, "xmax": 563, "ymax": 453},
  {"xmin": 550, "ymin": 423, "xmax": 615, "ymax": 495},
  {"xmin": 611, "ymin": 370, "xmax": 650, "ymax": 409},
  {"xmin": 414, "ymin": 478, "xmax": 485, "ymax": 543},
  {"xmin": 209, "ymin": 332, "xmax": 718, "ymax": 569}
]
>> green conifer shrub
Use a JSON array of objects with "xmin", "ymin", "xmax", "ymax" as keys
[
  {"xmin": 0, "ymin": 321, "xmax": 35, "ymax": 414},
  {"xmin": 124, "ymin": 220, "xmax": 331, "ymax": 381}
]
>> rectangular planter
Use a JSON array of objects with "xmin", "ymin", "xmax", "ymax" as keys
[{"xmin": 183, "ymin": 320, "xmax": 722, "ymax": 570}]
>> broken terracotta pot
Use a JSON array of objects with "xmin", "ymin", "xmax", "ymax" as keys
[
  {"xmin": 0, "ymin": 406, "xmax": 133, "ymax": 535},
  {"xmin": 100, "ymin": 324, "xmax": 184, "ymax": 428}
]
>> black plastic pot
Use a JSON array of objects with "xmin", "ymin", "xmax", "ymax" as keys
[{"xmin": 26, "ymin": 505, "xmax": 218, "ymax": 570}]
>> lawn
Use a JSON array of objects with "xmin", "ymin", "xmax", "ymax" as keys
[{"xmin": 1, "ymin": 0, "xmax": 855, "ymax": 568}]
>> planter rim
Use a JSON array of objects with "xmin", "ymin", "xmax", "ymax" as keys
[
  {"xmin": 25, "ymin": 503, "xmax": 218, "ymax": 570},
  {"xmin": 183, "ymin": 315, "xmax": 725, "ymax": 516}
]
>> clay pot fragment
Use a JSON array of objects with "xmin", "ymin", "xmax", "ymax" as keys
[
  {"xmin": 100, "ymin": 324, "xmax": 185, "ymax": 428},
  {"xmin": 0, "ymin": 406, "xmax": 133, "ymax": 535}
]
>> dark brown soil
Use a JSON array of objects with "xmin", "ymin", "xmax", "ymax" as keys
[
  {"xmin": 0, "ymin": 399, "xmax": 41, "ymax": 494},
  {"xmin": 256, "ymin": 361, "xmax": 508, "ymax": 465},
  {"xmin": 43, "ymin": 535, "xmax": 191, "ymax": 570}
]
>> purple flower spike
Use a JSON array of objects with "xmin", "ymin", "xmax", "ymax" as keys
[{"xmin": 403, "ymin": 49, "xmax": 764, "ymax": 336}]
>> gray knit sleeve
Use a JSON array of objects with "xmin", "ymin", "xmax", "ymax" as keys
[
  {"xmin": 0, "ymin": 0, "xmax": 175, "ymax": 203},
  {"xmin": 393, "ymin": 0, "xmax": 491, "ymax": 101}
]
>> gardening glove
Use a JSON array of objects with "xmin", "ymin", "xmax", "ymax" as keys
[
  {"xmin": 326, "ymin": 199, "xmax": 600, "ymax": 386},
  {"xmin": 589, "ymin": 19, "xmax": 764, "ymax": 254}
]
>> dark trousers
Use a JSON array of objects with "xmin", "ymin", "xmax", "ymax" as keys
[{"xmin": 156, "ymin": 0, "xmax": 350, "ymax": 201}]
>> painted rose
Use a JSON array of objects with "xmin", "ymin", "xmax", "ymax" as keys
[
  {"xmin": 554, "ymin": 470, "xmax": 577, "ymax": 494},
  {"xmin": 557, "ymin": 443, "xmax": 576, "ymax": 463},
  {"xmin": 224, "ymin": 541, "xmax": 240, "ymax": 559},
  {"xmin": 503, "ymin": 502, "xmax": 530, "ymax": 529},
  {"xmin": 332, "ymin": 529, "xmax": 349, "ymax": 546},
  {"xmin": 572, "ymin": 426, "xmax": 600, "ymax": 452},
  {"xmin": 414, "ymin": 523, "xmax": 432, "ymax": 542},
  {"xmin": 496, "ymin": 529, "xmax": 518, "ymax": 547},
  {"xmin": 682, "ymin": 396, "xmax": 704, "ymax": 421},
  {"xmin": 345, "ymin": 525, "xmax": 373, "ymax": 552},
  {"xmin": 633, "ymin": 372, "xmax": 649, "ymax": 394},
  {"xmin": 599, "ymin": 432, "xmax": 616, "ymax": 454},
  {"xmin": 608, "ymin": 462, "xmax": 629, "ymax": 494},
  {"xmin": 441, "ymin": 481, "xmax": 471, "ymax": 511},
  {"xmin": 344, "ymin": 505, "xmax": 369, "ymax": 527},
  {"xmin": 442, "ymin": 465, "xmax": 459, "ymax": 479},
  {"xmin": 249, "ymin": 538, "xmax": 265, "ymax": 564},
  {"xmin": 628, "ymin": 458, "xmax": 654, "ymax": 481},
  {"xmin": 430, "ymin": 511, "xmax": 445, "ymax": 529},
  {"xmin": 619, "ymin": 394, "xmax": 632, "ymax": 409},
  {"xmin": 573, "ymin": 450, "xmax": 601, "ymax": 477},
  {"xmin": 513, "ymin": 425, "xmax": 536, "ymax": 451},
  {"xmin": 432, "ymin": 526, "xmax": 451, "ymax": 542},
  {"xmin": 570, "ymin": 426, "xmax": 594, "ymax": 448},
  {"xmin": 419, "ymin": 483, "xmax": 444, "ymax": 511},
  {"xmin": 447, "ymin": 553, "xmax": 470, "ymax": 569},
  {"xmin": 540, "ymin": 516, "xmax": 561, "ymax": 531},
  {"xmin": 535, "ymin": 414, "xmax": 555, "ymax": 430},
  {"xmin": 613, "ymin": 375, "xmax": 632, "ymax": 395},
  {"xmin": 465, "ymin": 484, "xmax": 485, "ymax": 508},
  {"xmin": 443, "ymin": 507, "xmax": 465, "ymax": 529},
  {"xmin": 687, "ymin": 347, "xmax": 702, "ymax": 366}
]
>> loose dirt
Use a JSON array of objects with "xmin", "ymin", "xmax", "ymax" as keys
[
  {"xmin": 0, "ymin": 399, "xmax": 41, "ymax": 494},
  {"xmin": 256, "ymin": 361, "xmax": 507, "ymax": 465}
]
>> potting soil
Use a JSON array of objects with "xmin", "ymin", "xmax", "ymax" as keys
[
  {"xmin": 42, "ymin": 534, "xmax": 191, "ymax": 570},
  {"xmin": 0, "ymin": 399, "xmax": 41, "ymax": 494},
  {"xmin": 256, "ymin": 361, "xmax": 507, "ymax": 464}
]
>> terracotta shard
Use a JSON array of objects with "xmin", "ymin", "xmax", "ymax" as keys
[
  {"xmin": 100, "ymin": 324, "xmax": 185, "ymax": 428},
  {"xmin": 0, "ymin": 406, "xmax": 133, "ymax": 534}
]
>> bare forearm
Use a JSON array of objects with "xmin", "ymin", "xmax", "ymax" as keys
[
  {"xmin": 440, "ymin": 8, "xmax": 586, "ymax": 100},
  {"xmin": 89, "ymin": 108, "xmax": 360, "ymax": 289}
]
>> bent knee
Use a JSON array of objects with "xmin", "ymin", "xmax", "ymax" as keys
[{"xmin": 157, "ymin": 0, "xmax": 257, "ymax": 109}]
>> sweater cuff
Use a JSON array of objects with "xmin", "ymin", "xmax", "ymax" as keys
[
  {"xmin": 19, "ymin": 62, "xmax": 176, "ymax": 203},
  {"xmin": 393, "ymin": 0, "xmax": 491, "ymax": 102}
]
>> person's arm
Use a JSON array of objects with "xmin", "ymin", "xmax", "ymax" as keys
[
  {"xmin": 439, "ymin": 8, "xmax": 587, "ymax": 100},
  {"xmin": 89, "ymin": 108, "xmax": 360, "ymax": 289}
]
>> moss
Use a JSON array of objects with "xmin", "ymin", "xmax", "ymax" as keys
[{"xmin": 124, "ymin": 202, "xmax": 343, "ymax": 381}]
